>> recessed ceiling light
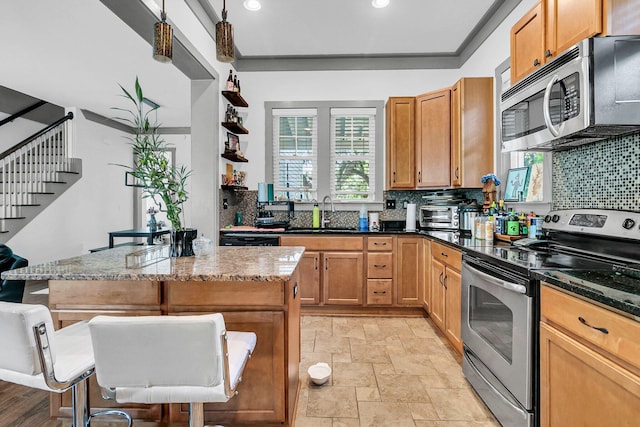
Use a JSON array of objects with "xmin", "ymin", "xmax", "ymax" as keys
[
  {"xmin": 371, "ymin": 0, "xmax": 390, "ymax": 8},
  {"xmin": 243, "ymin": 0, "xmax": 261, "ymax": 11}
]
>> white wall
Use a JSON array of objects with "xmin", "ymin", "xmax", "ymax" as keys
[
  {"xmin": 6, "ymin": 109, "xmax": 134, "ymax": 264},
  {"xmin": 0, "ymin": 114, "xmax": 44, "ymax": 152},
  {"xmin": 226, "ymin": 0, "xmax": 540, "ymax": 190}
]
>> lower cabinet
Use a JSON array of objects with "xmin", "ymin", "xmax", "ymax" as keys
[
  {"xmin": 430, "ymin": 242, "xmax": 463, "ymax": 354},
  {"xmin": 323, "ymin": 252, "xmax": 364, "ymax": 305},
  {"xmin": 395, "ymin": 236, "xmax": 423, "ymax": 306},
  {"xmin": 298, "ymin": 251, "xmax": 320, "ymax": 305},
  {"xmin": 540, "ymin": 285, "xmax": 640, "ymax": 426},
  {"xmin": 421, "ymin": 238, "xmax": 431, "ymax": 312}
]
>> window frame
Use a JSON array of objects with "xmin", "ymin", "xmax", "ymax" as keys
[{"xmin": 265, "ymin": 100, "xmax": 385, "ymax": 211}]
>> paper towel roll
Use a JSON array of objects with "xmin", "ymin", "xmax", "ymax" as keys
[
  {"xmin": 257, "ymin": 182, "xmax": 268, "ymax": 202},
  {"xmin": 405, "ymin": 203, "xmax": 417, "ymax": 232}
]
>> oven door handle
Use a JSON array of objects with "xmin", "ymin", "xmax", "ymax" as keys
[{"xmin": 465, "ymin": 262, "xmax": 527, "ymax": 294}]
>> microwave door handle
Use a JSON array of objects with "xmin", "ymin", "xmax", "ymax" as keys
[{"xmin": 543, "ymin": 74, "xmax": 560, "ymax": 137}]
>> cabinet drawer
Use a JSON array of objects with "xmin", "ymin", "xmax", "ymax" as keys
[
  {"xmin": 541, "ymin": 285, "xmax": 640, "ymax": 372},
  {"xmin": 431, "ymin": 241, "xmax": 461, "ymax": 271},
  {"xmin": 367, "ymin": 236, "xmax": 394, "ymax": 251},
  {"xmin": 367, "ymin": 253, "xmax": 393, "ymax": 278},
  {"xmin": 49, "ymin": 280, "xmax": 161, "ymax": 307},
  {"xmin": 280, "ymin": 235, "xmax": 363, "ymax": 251},
  {"xmin": 367, "ymin": 280, "xmax": 392, "ymax": 305}
]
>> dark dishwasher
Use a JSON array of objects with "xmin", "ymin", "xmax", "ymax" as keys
[{"xmin": 219, "ymin": 233, "xmax": 280, "ymax": 246}]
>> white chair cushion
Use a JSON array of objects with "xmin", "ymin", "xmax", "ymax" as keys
[
  {"xmin": 112, "ymin": 330, "xmax": 257, "ymax": 404},
  {"xmin": 89, "ymin": 314, "xmax": 226, "ymax": 389}
]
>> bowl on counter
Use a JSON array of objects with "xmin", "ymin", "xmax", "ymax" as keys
[{"xmin": 307, "ymin": 362, "xmax": 332, "ymax": 385}]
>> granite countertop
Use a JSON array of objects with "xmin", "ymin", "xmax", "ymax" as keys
[
  {"xmin": 1, "ymin": 245, "xmax": 306, "ymax": 282},
  {"xmin": 533, "ymin": 269, "xmax": 640, "ymax": 320}
]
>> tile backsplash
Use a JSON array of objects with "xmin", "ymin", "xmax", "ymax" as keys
[{"xmin": 552, "ymin": 132, "xmax": 640, "ymax": 212}]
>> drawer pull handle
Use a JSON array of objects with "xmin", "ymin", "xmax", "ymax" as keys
[
  {"xmin": 374, "ymin": 242, "xmax": 387, "ymax": 246},
  {"xmin": 578, "ymin": 316, "xmax": 609, "ymax": 334},
  {"xmin": 374, "ymin": 264, "xmax": 387, "ymax": 268},
  {"xmin": 373, "ymin": 290, "xmax": 387, "ymax": 295},
  {"xmin": 441, "ymin": 252, "xmax": 448, "ymax": 257}
]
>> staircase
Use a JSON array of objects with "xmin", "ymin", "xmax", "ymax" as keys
[{"xmin": 0, "ymin": 112, "xmax": 81, "ymax": 241}]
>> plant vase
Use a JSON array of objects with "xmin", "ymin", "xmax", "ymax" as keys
[
  {"xmin": 170, "ymin": 228, "xmax": 197, "ymax": 257},
  {"xmin": 147, "ymin": 213, "xmax": 157, "ymax": 232}
]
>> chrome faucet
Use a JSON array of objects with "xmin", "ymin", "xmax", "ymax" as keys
[{"xmin": 321, "ymin": 195, "xmax": 334, "ymax": 228}]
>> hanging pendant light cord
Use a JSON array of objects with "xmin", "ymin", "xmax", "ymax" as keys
[
  {"xmin": 161, "ymin": 0, "xmax": 167, "ymax": 22},
  {"xmin": 222, "ymin": 0, "xmax": 228, "ymax": 21}
]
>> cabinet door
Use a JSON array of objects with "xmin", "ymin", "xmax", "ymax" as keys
[
  {"xmin": 430, "ymin": 258, "xmax": 446, "ymax": 331},
  {"xmin": 539, "ymin": 322, "xmax": 640, "ymax": 427},
  {"xmin": 444, "ymin": 267, "xmax": 463, "ymax": 355},
  {"xmin": 386, "ymin": 97, "xmax": 416, "ymax": 189},
  {"xmin": 395, "ymin": 237, "xmax": 422, "ymax": 306},
  {"xmin": 422, "ymin": 238, "xmax": 431, "ymax": 313},
  {"xmin": 546, "ymin": 0, "xmax": 602, "ymax": 59},
  {"xmin": 298, "ymin": 251, "xmax": 321, "ymax": 305},
  {"xmin": 450, "ymin": 81, "xmax": 462, "ymax": 187},
  {"xmin": 604, "ymin": 0, "xmax": 640, "ymax": 35},
  {"xmin": 415, "ymin": 89, "xmax": 451, "ymax": 188},
  {"xmin": 323, "ymin": 252, "xmax": 364, "ymax": 305},
  {"xmin": 511, "ymin": 1, "xmax": 545, "ymax": 83}
]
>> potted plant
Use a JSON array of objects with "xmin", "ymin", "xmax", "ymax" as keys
[{"xmin": 114, "ymin": 78, "xmax": 196, "ymax": 256}]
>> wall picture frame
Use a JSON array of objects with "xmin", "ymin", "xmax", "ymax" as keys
[
  {"xmin": 227, "ymin": 132, "xmax": 239, "ymax": 153},
  {"xmin": 504, "ymin": 167, "xmax": 530, "ymax": 202}
]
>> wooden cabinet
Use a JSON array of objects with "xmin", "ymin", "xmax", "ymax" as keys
[
  {"xmin": 450, "ymin": 78, "xmax": 494, "ymax": 188},
  {"xmin": 421, "ymin": 238, "xmax": 431, "ymax": 313},
  {"xmin": 510, "ymin": 2, "xmax": 546, "ymax": 83},
  {"xmin": 297, "ymin": 251, "xmax": 320, "ymax": 305},
  {"xmin": 365, "ymin": 236, "xmax": 394, "ymax": 306},
  {"xmin": 540, "ymin": 285, "xmax": 640, "ymax": 426},
  {"xmin": 385, "ymin": 97, "xmax": 415, "ymax": 189},
  {"xmin": 430, "ymin": 241, "xmax": 463, "ymax": 354},
  {"xmin": 395, "ymin": 236, "xmax": 422, "ymax": 306},
  {"xmin": 510, "ymin": 0, "xmax": 640, "ymax": 84},
  {"xmin": 280, "ymin": 235, "xmax": 364, "ymax": 307},
  {"xmin": 415, "ymin": 88, "xmax": 451, "ymax": 188},
  {"xmin": 324, "ymin": 252, "xmax": 364, "ymax": 305}
]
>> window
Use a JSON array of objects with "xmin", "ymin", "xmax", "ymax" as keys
[
  {"xmin": 266, "ymin": 101, "xmax": 384, "ymax": 206},
  {"xmin": 330, "ymin": 108, "xmax": 376, "ymax": 200}
]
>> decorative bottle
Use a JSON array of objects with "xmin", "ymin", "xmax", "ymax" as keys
[{"xmin": 312, "ymin": 204, "xmax": 320, "ymax": 228}]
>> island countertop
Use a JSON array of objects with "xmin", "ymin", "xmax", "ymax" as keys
[{"xmin": 0, "ymin": 244, "xmax": 306, "ymax": 282}]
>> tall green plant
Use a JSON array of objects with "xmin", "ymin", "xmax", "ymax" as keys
[{"xmin": 113, "ymin": 78, "xmax": 191, "ymax": 231}]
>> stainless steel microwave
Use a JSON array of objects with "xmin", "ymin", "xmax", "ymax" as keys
[{"xmin": 500, "ymin": 36, "xmax": 640, "ymax": 152}]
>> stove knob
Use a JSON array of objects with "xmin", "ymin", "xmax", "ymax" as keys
[
  {"xmin": 544, "ymin": 215, "xmax": 552, "ymax": 223},
  {"xmin": 551, "ymin": 215, "xmax": 560, "ymax": 223},
  {"xmin": 622, "ymin": 218, "xmax": 636, "ymax": 230}
]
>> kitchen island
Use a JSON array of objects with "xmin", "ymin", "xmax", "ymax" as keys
[{"xmin": 2, "ymin": 245, "xmax": 305, "ymax": 427}]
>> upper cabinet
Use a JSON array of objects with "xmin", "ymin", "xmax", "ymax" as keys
[
  {"xmin": 416, "ymin": 89, "xmax": 451, "ymax": 188},
  {"xmin": 385, "ymin": 77, "xmax": 493, "ymax": 191},
  {"xmin": 386, "ymin": 97, "xmax": 415, "ymax": 190},
  {"xmin": 511, "ymin": 0, "xmax": 639, "ymax": 84},
  {"xmin": 450, "ymin": 78, "xmax": 494, "ymax": 188}
]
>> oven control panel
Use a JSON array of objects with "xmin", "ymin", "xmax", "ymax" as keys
[{"xmin": 543, "ymin": 209, "xmax": 640, "ymax": 240}]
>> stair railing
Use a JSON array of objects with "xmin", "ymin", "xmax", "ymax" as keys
[{"xmin": 0, "ymin": 112, "xmax": 74, "ymax": 219}]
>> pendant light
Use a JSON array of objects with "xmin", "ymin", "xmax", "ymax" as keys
[
  {"xmin": 153, "ymin": 0, "xmax": 173, "ymax": 62},
  {"xmin": 216, "ymin": 0, "xmax": 235, "ymax": 62}
]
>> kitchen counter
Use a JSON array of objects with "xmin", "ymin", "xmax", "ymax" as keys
[
  {"xmin": 1, "ymin": 244, "xmax": 305, "ymax": 282},
  {"xmin": 2, "ymin": 245, "xmax": 303, "ymax": 426}
]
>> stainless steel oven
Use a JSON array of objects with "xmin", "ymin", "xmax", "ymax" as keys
[{"xmin": 462, "ymin": 255, "xmax": 535, "ymax": 427}]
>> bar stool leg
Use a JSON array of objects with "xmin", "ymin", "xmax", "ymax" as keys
[{"xmin": 190, "ymin": 402, "xmax": 204, "ymax": 427}]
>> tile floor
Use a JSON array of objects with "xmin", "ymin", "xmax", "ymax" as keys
[{"xmin": 296, "ymin": 315, "xmax": 499, "ymax": 427}]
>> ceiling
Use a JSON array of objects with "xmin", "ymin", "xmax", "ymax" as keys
[{"xmin": 0, "ymin": 0, "xmax": 519, "ymax": 129}]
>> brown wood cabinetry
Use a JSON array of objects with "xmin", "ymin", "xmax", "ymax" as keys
[
  {"xmin": 421, "ymin": 238, "xmax": 431, "ymax": 313},
  {"xmin": 415, "ymin": 88, "xmax": 451, "ymax": 188},
  {"xmin": 450, "ymin": 78, "xmax": 494, "ymax": 188},
  {"xmin": 540, "ymin": 285, "xmax": 640, "ymax": 426},
  {"xmin": 280, "ymin": 235, "xmax": 364, "ymax": 307},
  {"xmin": 510, "ymin": 0, "xmax": 639, "ymax": 84},
  {"xmin": 297, "ymin": 251, "xmax": 321, "ymax": 305},
  {"xmin": 386, "ymin": 97, "xmax": 415, "ymax": 189},
  {"xmin": 395, "ymin": 236, "xmax": 422, "ymax": 306},
  {"xmin": 430, "ymin": 241, "xmax": 463, "ymax": 354}
]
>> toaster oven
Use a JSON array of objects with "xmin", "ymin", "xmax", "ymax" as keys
[{"xmin": 419, "ymin": 205, "xmax": 459, "ymax": 230}]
